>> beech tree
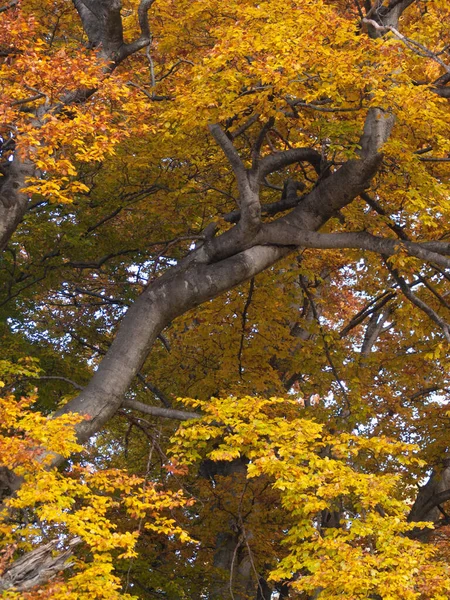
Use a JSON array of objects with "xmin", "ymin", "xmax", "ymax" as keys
[{"xmin": 1, "ymin": 0, "xmax": 450, "ymax": 598}]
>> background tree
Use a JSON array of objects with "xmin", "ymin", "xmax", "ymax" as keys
[{"xmin": 1, "ymin": 0, "xmax": 450, "ymax": 598}]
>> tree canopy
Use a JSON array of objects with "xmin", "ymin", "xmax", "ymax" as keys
[{"xmin": 1, "ymin": 0, "xmax": 450, "ymax": 598}]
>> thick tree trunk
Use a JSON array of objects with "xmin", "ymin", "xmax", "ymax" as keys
[
  {"xmin": 0, "ymin": 159, "xmax": 33, "ymax": 252},
  {"xmin": 55, "ymin": 132, "xmax": 384, "ymax": 450},
  {"xmin": 408, "ymin": 456, "xmax": 450, "ymax": 537}
]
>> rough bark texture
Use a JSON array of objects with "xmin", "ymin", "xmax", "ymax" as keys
[{"xmin": 0, "ymin": 538, "xmax": 81, "ymax": 593}]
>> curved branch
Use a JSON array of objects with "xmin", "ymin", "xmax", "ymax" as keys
[
  {"xmin": 364, "ymin": 0, "xmax": 416, "ymax": 36},
  {"xmin": 259, "ymin": 229, "xmax": 450, "ymax": 270},
  {"xmin": 138, "ymin": 0, "xmax": 154, "ymax": 39},
  {"xmin": 360, "ymin": 108, "xmax": 395, "ymax": 159},
  {"xmin": 223, "ymin": 180, "xmax": 306, "ymax": 224},
  {"xmin": 0, "ymin": 0, "xmax": 18, "ymax": 13},
  {"xmin": 0, "ymin": 158, "xmax": 34, "ymax": 252},
  {"xmin": 73, "ymin": 0, "xmax": 156, "ymax": 65},
  {"xmin": 118, "ymin": 0, "xmax": 157, "ymax": 62},
  {"xmin": 363, "ymin": 18, "xmax": 450, "ymax": 75},
  {"xmin": 360, "ymin": 305, "xmax": 394, "ymax": 356},
  {"xmin": 409, "ymin": 459, "xmax": 450, "ymax": 525},
  {"xmin": 258, "ymin": 147, "xmax": 322, "ymax": 180},
  {"xmin": 209, "ymin": 124, "xmax": 260, "ymax": 235},
  {"xmin": 251, "ymin": 117, "xmax": 274, "ymax": 168},
  {"xmin": 8, "ymin": 376, "xmax": 85, "ymax": 391},
  {"xmin": 340, "ymin": 290, "xmax": 395, "ymax": 336}
]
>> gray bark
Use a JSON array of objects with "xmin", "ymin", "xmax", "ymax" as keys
[
  {"xmin": 365, "ymin": 0, "xmax": 416, "ymax": 37},
  {"xmin": 72, "ymin": 0, "xmax": 154, "ymax": 64},
  {"xmin": 54, "ymin": 126, "xmax": 384, "ymax": 451},
  {"xmin": 0, "ymin": 538, "xmax": 81, "ymax": 593},
  {"xmin": 0, "ymin": 159, "xmax": 34, "ymax": 252},
  {"xmin": 408, "ymin": 456, "xmax": 450, "ymax": 531}
]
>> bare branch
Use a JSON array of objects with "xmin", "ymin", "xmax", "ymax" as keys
[
  {"xmin": 137, "ymin": 0, "xmax": 155, "ymax": 39},
  {"xmin": 361, "ymin": 305, "xmax": 394, "ymax": 356},
  {"xmin": 363, "ymin": 18, "xmax": 450, "ymax": 74},
  {"xmin": 409, "ymin": 458, "xmax": 450, "ymax": 526},
  {"xmin": 237, "ymin": 278, "xmax": 255, "ymax": 378},
  {"xmin": 301, "ymin": 280, "xmax": 352, "ymax": 417},
  {"xmin": 341, "ymin": 290, "xmax": 395, "ymax": 336},
  {"xmin": 208, "ymin": 124, "xmax": 260, "ymax": 234},
  {"xmin": 286, "ymin": 98, "xmax": 363, "ymax": 114},
  {"xmin": 364, "ymin": 0, "xmax": 416, "ymax": 34},
  {"xmin": 360, "ymin": 107, "xmax": 395, "ymax": 159},
  {"xmin": 7, "ymin": 376, "xmax": 85, "ymax": 392},
  {"xmin": 361, "ymin": 192, "xmax": 408, "ymax": 240},
  {"xmin": 386, "ymin": 263, "xmax": 450, "ymax": 342},
  {"xmin": 208, "ymin": 124, "xmax": 248, "ymax": 188},
  {"xmin": 224, "ymin": 180, "xmax": 306, "ymax": 224},
  {"xmin": 122, "ymin": 399, "xmax": 200, "ymax": 421},
  {"xmin": 419, "ymin": 277, "xmax": 450, "ymax": 311},
  {"xmin": 419, "ymin": 157, "xmax": 450, "ymax": 163},
  {"xmin": 410, "ymin": 386, "xmax": 450, "ymax": 401},
  {"xmin": 0, "ymin": 158, "xmax": 34, "ymax": 252},
  {"xmin": 115, "ymin": 0, "xmax": 157, "ymax": 63},
  {"xmin": 136, "ymin": 373, "xmax": 172, "ymax": 408},
  {"xmin": 251, "ymin": 117, "xmax": 274, "ymax": 169},
  {"xmin": 258, "ymin": 147, "xmax": 322, "ymax": 180},
  {"xmin": 259, "ymin": 229, "xmax": 450, "ymax": 270},
  {"xmin": 228, "ymin": 114, "xmax": 260, "ymax": 140},
  {"xmin": 0, "ymin": 0, "xmax": 18, "ymax": 13},
  {"xmin": 73, "ymin": 0, "xmax": 157, "ymax": 65}
]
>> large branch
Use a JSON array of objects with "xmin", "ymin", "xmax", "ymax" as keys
[
  {"xmin": 364, "ymin": 0, "xmax": 416, "ymax": 37},
  {"xmin": 0, "ymin": 110, "xmax": 389, "ymax": 495},
  {"xmin": 257, "ymin": 229, "xmax": 450, "ymax": 270},
  {"xmin": 54, "ymin": 244, "xmax": 289, "ymax": 446},
  {"xmin": 122, "ymin": 399, "xmax": 200, "ymax": 421},
  {"xmin": 257, "ymin": 147, "xmax": 322, "ymax": 180},
  {"xmin": 50, "ymin": 109, "xmax": 389, "ymax": 447},
  {"xmin": 386, "ymin": 263, "xmax": 450, "ymax": 342},
  {"xmin": 72, "ymin": 0, "xmax": 124, "ymax": 57},
  {"xmin": 209, "ymin": 124, "xmax": 261, "ymax": 236},
  {"xmin": 359, "ymin": 108, "xmax": 395, "ymax": 159},
  {"xmin": 72, "ymin": 0, "xmax": 156, "ymax": 64}
]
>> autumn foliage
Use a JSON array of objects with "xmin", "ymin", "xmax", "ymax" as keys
[{"xmin": 1, "ymin": 0, "xmax": 450, "ymax": 598}]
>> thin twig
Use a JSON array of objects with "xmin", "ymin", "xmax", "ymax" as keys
[
  {"xmin": 386, "ymin": 262, "xmax": 450, "ymax": 342},
  {"xmin": 363, "ymin": 18, "xmax": 450, "ymax": 74},
  {"xmin": 238, "ymin": 278, "xmax": 255, "ymax": 379},
  {"xmin": 301, "ymin": 281, "xmax": 352, "ymax": 417}
]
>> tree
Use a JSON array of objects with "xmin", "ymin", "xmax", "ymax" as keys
[{"xmin": 1, "ymin": 0, "xmax": 450, "ymax": 597}]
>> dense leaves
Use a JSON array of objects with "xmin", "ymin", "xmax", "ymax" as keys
[{"xmin": 1, "ymin": 0, "xmax": 450, "ymax": 598}]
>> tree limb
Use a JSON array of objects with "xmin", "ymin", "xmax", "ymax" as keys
[
  {"xmin": 258, "ymin": 229, "xmax": 450, "ymax": 270},
  {"xmin": 386, "ymin": 263, "xmax": 450, "ymax": 342},
  {"xmin": 122, "ymin": 399, "xmax": 200, "ymax": 421},
  {"xmin": 257, "ymin": 147, "xmax": 322, "ymax": 180}
]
